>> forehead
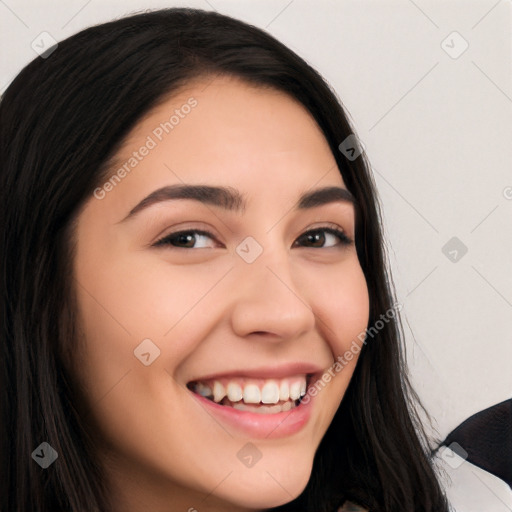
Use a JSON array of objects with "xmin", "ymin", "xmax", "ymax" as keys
[{"xmin": 95, "ymin": 75, "xmax": 348, "ymax": 217}]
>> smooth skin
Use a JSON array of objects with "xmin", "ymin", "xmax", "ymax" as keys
[{"xmin": 72, "ymin": 75, "xmax": 370, "ymax": 512}]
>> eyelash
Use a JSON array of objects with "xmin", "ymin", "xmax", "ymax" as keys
[{"xmin": 153, "ymin": 225, "xmax": 353, "ymax": 249}]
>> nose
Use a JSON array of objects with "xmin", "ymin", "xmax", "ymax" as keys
[{"xmin": 229, "ymin": 248, "xmax": 316, "ymax": 342}]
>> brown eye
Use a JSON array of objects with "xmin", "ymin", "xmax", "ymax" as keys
[
  {"xmin": 154, "ymin": 230, "xmax": 218, "ymax": 249},
  {"xmin": 294, "ymin": 227, "xmax": 352, "ymax": 248}
]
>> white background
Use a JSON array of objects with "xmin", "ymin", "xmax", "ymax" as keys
[{"xmin": 1, "ymin": 1, "xmax": 511, "ymax": 510}]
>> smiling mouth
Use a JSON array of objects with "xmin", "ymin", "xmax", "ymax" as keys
[{"xmin": 187, "ymin": 374, "xmax": 311, "ymax": 414}]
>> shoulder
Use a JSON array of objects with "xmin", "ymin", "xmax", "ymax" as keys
[{"xmin": 337, "ymin": 500, "xmax": 369, "ymax": 511}]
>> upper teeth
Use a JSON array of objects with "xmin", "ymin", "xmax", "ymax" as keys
[{"xmin": 192, "ymin": 376, "xmax": 308, "ymax": 404}]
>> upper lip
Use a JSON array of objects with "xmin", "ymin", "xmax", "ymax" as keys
[{"xmin": 187, "ymin": 362, "xmax": 325, "ymax": 383}]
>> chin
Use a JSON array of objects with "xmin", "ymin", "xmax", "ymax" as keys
[{"xmin": 211, "ymin": 456, "xmax": 313, "ymax": 509}]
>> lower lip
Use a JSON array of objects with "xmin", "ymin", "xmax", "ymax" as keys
[{"xmin": 189, "ymin": 388, "xmax": 314, "ymax": 439}]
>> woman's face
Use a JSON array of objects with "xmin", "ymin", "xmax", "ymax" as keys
[{"xmin": 73, "ymin": 76, "xmax": 369, "ymax": 512}]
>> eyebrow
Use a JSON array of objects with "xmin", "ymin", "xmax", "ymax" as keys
[{"xmin": 119, "ymin": 184, "xmax": 356, "ymax": 223}]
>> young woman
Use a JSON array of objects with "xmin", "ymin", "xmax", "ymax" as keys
[{"xmin": 0, "ymin": 8, "xmax": 450, "ymax": 512}]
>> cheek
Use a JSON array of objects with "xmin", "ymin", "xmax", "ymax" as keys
[
  {"xmin": 309, "ymin": 258, "xmax": 370, "ymax": 354},
  {"xmin": 72, "ymin": 251, "xmax": 236, "ymax": 479},
  {"xmin": 73, "ymin": 250, "xmax": 234, "ymax": 396},
  {"xmin": 305, "ymin": 258, "xmax": 369, "ymax": 404}
]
